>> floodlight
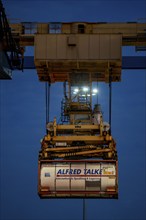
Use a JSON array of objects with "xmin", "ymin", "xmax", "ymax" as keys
[
  {"xmin": 92, "ymin": 89, "xmax": 98, "ymax": 93},
  {"xmin": 83, "ymin": 87, "xmax": 89, "ymax": 92},
  {"xmin": 74, "ymin": 88, "xmax": 79, "ymax": 92}
]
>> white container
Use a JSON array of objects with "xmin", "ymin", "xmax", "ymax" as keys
[{"xmin": 38, "ymin": 159, "xmax": 118, "ymax": 198}]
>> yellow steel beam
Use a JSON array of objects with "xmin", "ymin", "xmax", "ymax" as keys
[
  {"xmin": 52, "ymin": 148, "xmax": 112, "ymax": 158},
  {"xmin": 10, "ymin": 22, "xmax": 146, "ymax": 47},
  {"xmin": 56, "ymin": 124, "xmax": 100, "ymax": 130},
  {"xmin": 45, "ymin": 145, "xmax": 97, "ymax": 152},
  {"xmin": 44, "ymin": 135, "xmax": 112, "ymax": 142}
]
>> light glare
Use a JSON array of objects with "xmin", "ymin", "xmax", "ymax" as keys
[
  {"xmin": 83, "ymin": 87, "xmax": 89, "ymax": 92},
  {"xmin": 93, "ymin": 89, "xmax": 98, "ymax": 93},
  {"xmin": 74, "ymin": 88, "xmax": 79, "ymax": 92}
]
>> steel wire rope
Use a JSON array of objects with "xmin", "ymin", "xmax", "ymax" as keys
[
  {"xmin": 45, "ymin": 82, "xmax": 51, "ymax": 133},
  {"xmin": 97, "ymin": 81, "xmax": 99, "ymax": 105},
  {"xmin": 109, "ymin": 68, "xmax": 112, "ymax": 135},
  {"xmin": 83, "ymin": 198, "xmax": 86, "ymax": 220}
]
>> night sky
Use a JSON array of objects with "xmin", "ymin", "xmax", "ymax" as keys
[{"xmin": 0, "ymin": 0, "xmax": 146, "ymax": 220}]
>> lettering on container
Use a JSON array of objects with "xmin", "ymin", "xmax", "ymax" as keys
[
  {"xmin": 43, "ymin": 167, "xmax": 115, "ymax": 178},
  {"xmin": 57, "ymin": 169, "xmax": 103, "ymax": 175}
]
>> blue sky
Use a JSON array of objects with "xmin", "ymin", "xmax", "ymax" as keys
[
  {"xmin": 4, "ymin": 0, "xmax": 146, "ymax": 22},
  {"xmin": 0, "ymin": 0, "xmax": 146, "ymax": 220}
]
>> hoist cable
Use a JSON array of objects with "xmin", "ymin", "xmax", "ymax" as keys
[
  {"xmin": 45, "ymin": 82, "xmax": 51, "ymax": 132},
  {"xmin": 45, "ymin": 82, "xmax": 48, "ymax": 125},
  {"xmin": 83, "ymin": 199, "xmax": 86, "ymax": 220},
  {"xmin": 109, "ymin": 71, "xmax": 112, "ymax": 135},
  {"xmin": 48, "ymin": 82, "xmax": 51, "ymax": 122},
  {"xmin": 97, "ymin": 81, "xmax": 99, "ymax": 104}
]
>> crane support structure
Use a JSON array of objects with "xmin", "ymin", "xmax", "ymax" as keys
[
  {"xmin": 8, "ymin": 21, "xmax": 146, "ymax": 82},
  {"xmin": 23, "ymin": 56, "xmax": 146, "ymax": 70},
  {"xmin": 10, "ymin": 22, "xmax": 146, "ymax": 47},
  {"xmin": 0, "ymin": 0, "xmax": 24, "ymax": 79},
  {"xmin": 10, "ymin": 22, "xmax": 146, "ymax": 82},
  {"xmin": 1, "ymin": 21, "xmax": 146, "ymax": 79}
]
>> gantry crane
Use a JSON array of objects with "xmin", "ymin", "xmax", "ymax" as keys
[
  {"xmin": 0, "ymin": 0, "xmax": 146, "ymax": 199},
  {"xmin": 0, "ymin": 0, "xmax": 24, "ymax": 79}
]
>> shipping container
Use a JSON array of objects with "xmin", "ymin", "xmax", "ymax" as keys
[{"xmin": 38, "ymin": 159, "xmax": 118, "ymax": 199}]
